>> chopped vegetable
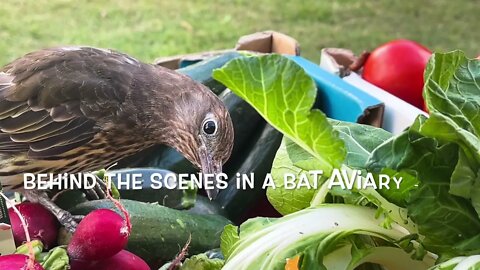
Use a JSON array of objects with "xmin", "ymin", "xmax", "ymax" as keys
[{"xmin": 284, "ymin": 256, "xmax": 299, "ymax": 270}]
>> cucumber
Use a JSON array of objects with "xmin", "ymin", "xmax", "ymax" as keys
[
  {"xmin": 54, "ymin": 169, "xmax": 196, "ymax": 210},
  {"xmin": 216, "ymin": 123, "xmax": 282, "ymax": 222},
  {"xmin": 177, "ymin": 51, "xmax": 244, "ymax": 95},
  {"xmin": 107, "ymin": 168, "xmax": 196, "ymax": 209},
  {"xmin": 69, "ymin": 199, "xmax": 231, "ymax": 266}
]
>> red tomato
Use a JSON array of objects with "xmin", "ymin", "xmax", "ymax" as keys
[{"xmin": 363, "ymin": 39, "xmax": 432, "ymax": 109}]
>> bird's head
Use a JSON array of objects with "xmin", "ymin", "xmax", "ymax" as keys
[{"xmin": 152, "ymin": 72, "xmax": 234, "ymax": 199}]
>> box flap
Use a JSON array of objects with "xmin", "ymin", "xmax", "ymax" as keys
[
  {"xmin": 155, "ymin": 31, "xmax": 299, "ymax": 68},
  {"xmin": 235, "ymin": 31, "xmax": 300, "ymax": 55}
]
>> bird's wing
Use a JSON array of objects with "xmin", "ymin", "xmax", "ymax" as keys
[{"xmin": 0, "ymin": 47, "xmax": 141, "ymax": 159}]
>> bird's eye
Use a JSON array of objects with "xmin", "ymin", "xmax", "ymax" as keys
[{"xmin": 202, "ymin": 119, "xmax": 217, "ymax": 135}]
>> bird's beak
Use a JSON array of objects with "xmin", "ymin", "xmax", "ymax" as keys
[{"xmin": 199, "ymin": 148, "xmax": 222, "ymax": 200}]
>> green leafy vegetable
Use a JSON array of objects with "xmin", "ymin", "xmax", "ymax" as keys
[
  {"xmin": 14, "ymin": 240, "xmax": 43, "ymax": 261},
  {"xmin": 424, "ymin": 51, "xmax": 480, "ymax": 137},
  {"xmin": 221, "ymin": 205, "xmax": 432, "ymax": 270},
  {"xmin": 15, "ymin": 242, "xmax": 69, "ymax": 270},
  {"xmin": 180, "ymin": 253, "xmax": 224, "ymax": 270},
  {"xmin": 267, "ymin": 138, "xmax": 328, "ymax": 215},
  {"xmin": 220, "ymin": 224, "xmax": 240, "ymax": 259},
  {"xmin": 40, "ymin": 247, "xmax": 69, "ymax": 270},
  {"xmin": 368, "ymin": 52, "xmax": 480, "ymax": 256},
  {"xmin": 330, "ymin": 120, "xmax": 392, "ymax": 169},
  {"xmin": 423, "ymin": 51, "xmax": 480, "ymax": 209},
  {"xmin": 213, "ymin": 54, "xmax": 346, "ymax": 172}
]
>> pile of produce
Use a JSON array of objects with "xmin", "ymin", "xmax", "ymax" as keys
[
  {"xmin": 211, "ymin": 50, "xmax": 480, "ymax": 269},
  {"xmin": 1, "ymin": 42, "xmax": 479, "ymax": 270}
]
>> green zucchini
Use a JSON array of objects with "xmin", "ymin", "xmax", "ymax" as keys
[
  {"xmin": 107, "ymin": 168, "xmax": 196, "ymax": 209},
  {"xmin": 216, "ymin": 123, "xmax": 282, "ymax": 222},
  {"xmin": 54, "ymin": 169, "xmax": 196, "ymax": 210},
  {"xmin": 69, "ymin": 199, "xmax": 231, "ymax": 265}
]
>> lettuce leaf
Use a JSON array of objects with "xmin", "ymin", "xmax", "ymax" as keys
[
  {"xmin": 267, "ymin": 138, "xmax": 328, "ymax": 215},
  {"xmin": 213, "ymin": 55, "xmax": 346, "ymax": 172},
  {"xmin": 331, "ymin": 120, "xmax": 392, "ymax": 169},
  {"xmin": 424, "ymin": 51, "xmax": 480, "ymax": 137},
  {"xmin": 267, "ymin": 121, "xmax": 392, "ymax": 215},
  {"xmin": 423, "ymin": 51, "xmax": 480, "ymax": 209}
]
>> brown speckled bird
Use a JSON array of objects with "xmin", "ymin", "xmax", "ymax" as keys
[{"xmin": 0, "ymin": 47, "xmax": 234, "ymax": 230}]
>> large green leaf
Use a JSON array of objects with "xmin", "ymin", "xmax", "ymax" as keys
[
  {"xmin": 213, "ymin": 54, "xmax": 346, "ymax": 172},
  {"xmin": 267, "ymin": 138, "xmax": 329, "ymax": 215},
  {"xmin": 330, "ymin": 120, "xmax": 392, "ymax": 169},
  {"xmin": 423, "ymin": 51, "xmax": 480, "ymax": 208},
  {"xmin": 368, "ymin": 116, "xmax": 480, "ymax": 255},
  {"xmin": 424, "ymin": 51, "xmax": 480, "ymax": 136},
  {"xmin": 268, "ymin": 122, "xmax": 391, "ymax": 215}
]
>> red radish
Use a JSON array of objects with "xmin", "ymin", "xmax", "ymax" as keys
[
  {"xmin": 0, "ymin": 254, "xmax": 44, "ymax": 270},
  {"xmin": 94, "ymin": 250, "xmax": 150, "ymax": 270},
  {"xmin": 70, "ymin": 250, "xmax": 149, "ymax": 270},
  {"xmin": 8, "ymin": 202, "xmax": 60, "ymax": 249},
  {"xmin": 363, "ymin": 39, "xmax": 432, "ymax": 110},
  {"xmin": 67, "ymin": 209, "xmax": 129, "ymax": 261}
]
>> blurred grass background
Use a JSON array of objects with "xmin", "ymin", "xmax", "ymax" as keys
[{"xmin": 0, "ymin": 0, "xmax": 478, "ymax": 65}]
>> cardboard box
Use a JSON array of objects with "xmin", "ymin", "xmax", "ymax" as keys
[
  {"xmin": 0, "ymin": 184, "xmax": 16, "ymax": 255},
  {"xmin": 154, "ymin": 31, "xmax": 300, "ymax": 69}
]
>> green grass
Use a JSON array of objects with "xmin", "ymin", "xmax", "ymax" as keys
[{"xmin": 0, "ymin": 0, "xmax": 478, "ymax": 65}]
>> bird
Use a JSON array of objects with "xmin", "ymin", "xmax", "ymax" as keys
[{"xmin": 0, "ymin": 46, "xmax": 234, "ymax": 231}]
